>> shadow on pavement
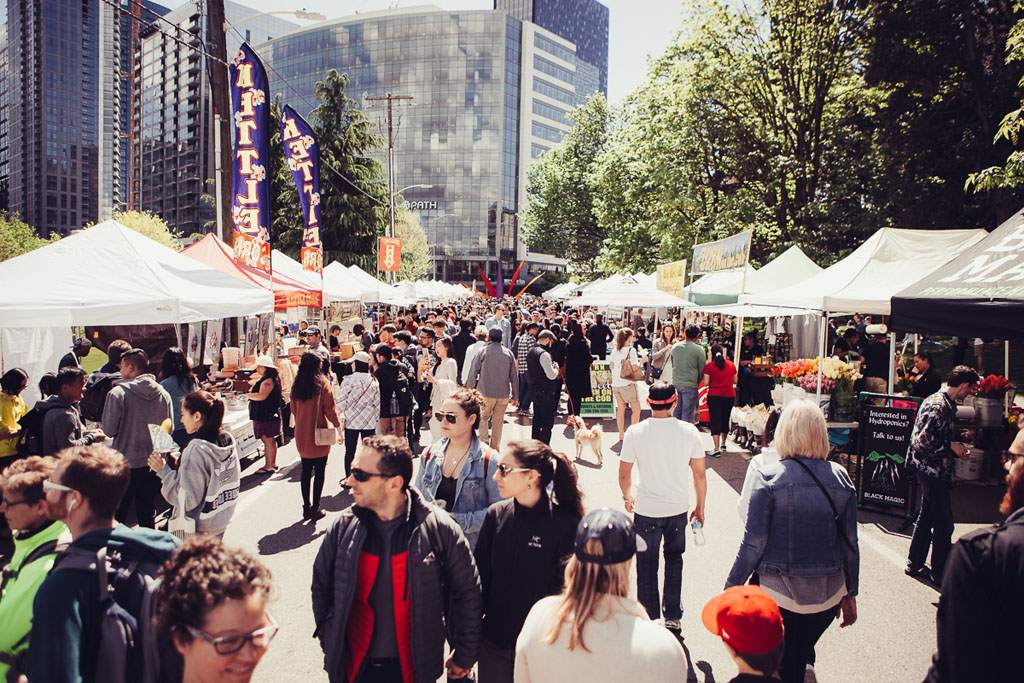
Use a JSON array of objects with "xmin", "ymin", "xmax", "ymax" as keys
[
  {"xmin": 258, "ymin": 518, "xmax": 326, "ymax": 555},
  {"xmin": 319, "ymin": 488, "xmax": 355, "ymax": 513},
  {"xmin": 694, "ymin": 658, "xmax": 718, "ymax": 683}
]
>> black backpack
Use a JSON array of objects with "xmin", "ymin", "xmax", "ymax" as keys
[
  {"xmin": 79, "ymin": 371, "xmax": 119, "ymax": 422},
  {"xmin": 392, "ymin": 365, "xmax": 413, "ymax": 416},
  {"xmin": 51, "ymin": 545, "xmax": 181, "ymax": 683},
  {"xmin": 16, "ymin": 404, "xmax": 54, "ymax": 457}
]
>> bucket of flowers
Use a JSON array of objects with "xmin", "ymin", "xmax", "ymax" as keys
[{"xmin": 976, "ymin": 375, "xmax": 1014, "ymax": 427}]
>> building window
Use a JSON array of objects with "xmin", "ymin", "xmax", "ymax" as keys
[
  {"xmin": 534, "ymin": 33, "xmax": 575, "ymax": 65},
  {"xmin": 534, "ymin": 55, "xmax": 573, "ymax": 85},
  {"xmin": 532, "ymin": 100, "xmax": 568, "ymax": 125},
  {"xmin": 533, "ymin": 76, "xmax": 574, "ymax": 105}
]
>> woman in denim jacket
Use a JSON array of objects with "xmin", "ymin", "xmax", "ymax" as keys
[
  {"xmin": 725, "ymin": 399, "xmax": 859, "ymax": 683},
  {"xmin": 414, "ymin": 386, "xmax": 503, "ymax": 548}
]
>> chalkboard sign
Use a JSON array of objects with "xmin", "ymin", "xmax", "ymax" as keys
[{"xmin": 858, "ymin": 404, "xmax": 917, "ymax": 511}]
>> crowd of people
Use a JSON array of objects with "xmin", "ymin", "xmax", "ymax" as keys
[{"xmin": 0, "ymin": 295, "xmax": 1019, "ymax": 683}]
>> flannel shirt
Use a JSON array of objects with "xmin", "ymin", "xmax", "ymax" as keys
[
  {"xmin": 514, "ymin": 333, "xmax": 537, "ymax": 373},
  {"xmin": 336, "ymin": 372, "xmax": 380, "ymax": 431},
  {"xmin": 907, "ymin": 390, "xmax": 957, "ymax": 484}
]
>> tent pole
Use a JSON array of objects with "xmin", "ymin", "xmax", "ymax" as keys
[
  {"xmin": 816, "ymin": 313, "xmax": 825, "ymax": 411},
  {"xmin": 734, "ymin": 316, "xmax": 743, "ymax": 368},
  {"xmin": 888, "ymin": 332, "xmax": 896, "ymax": 394},
  {"xmin": 914, "ymin": 334, "xmax": 919, "ymax": 355},
  {"xmin": 1006, "ymin": 340, "xmax": 1011, "ymax": 417}
]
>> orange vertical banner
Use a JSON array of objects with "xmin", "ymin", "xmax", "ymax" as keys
[{"xmin": 378, "ymin": 237, "xmax": 402, "ymax": 272}]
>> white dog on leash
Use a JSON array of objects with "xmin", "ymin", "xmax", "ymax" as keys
[{"xmin": 570, "ymin": 416, "xmax": 603, "ymax": 465}]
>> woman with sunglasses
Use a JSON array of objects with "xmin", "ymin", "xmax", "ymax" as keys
[
  {"xmin": 473, "ymin": 440, "xmax": 584, "ymax": 683},
  {"xmin": 423, "ymin": 336, "xmax": 459, "ymax": 442},
  {"xmin": 0, "ymin": 368, "xmax": 29, "ymax": 464},
  {"xmin": 155, "ymin": 536, "xmax": 276, "ymax": 683},
  {"xmin": 413, "ymin": 387, "xmax": 502, "ymax": 548}
]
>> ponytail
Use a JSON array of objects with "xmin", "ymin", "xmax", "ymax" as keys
[
  {"xmin": 507, "ymin": 439, "xmax": 585, "ymax": 520},
  {"xmin": 711, "ymin": 343, "xmax": 725, "ymax": 371},
  {"xmin": 182, "ymin": 390, "xmax": 225, "ymax": 444}
]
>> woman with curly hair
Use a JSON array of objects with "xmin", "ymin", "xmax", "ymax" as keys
[
  {"xmin": 413, "ymin": 386, "xmax": 503, "ymax": 548},
  {"xmin": 155, "ymin": 536, "xmax": 277, "ymax": 683}
]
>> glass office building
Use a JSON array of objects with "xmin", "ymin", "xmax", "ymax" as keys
[{"xmin": 261, "ymin": 6, "xmax": 591, "ymax": 282}]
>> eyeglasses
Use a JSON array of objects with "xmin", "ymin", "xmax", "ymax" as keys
[
  {"xmin": 350, "ymin": 468, "xmax": 395, "ymax": 483},
  {"xmin": 434, "ymin": 411, "xmax": 458, "ymax": 424},
  {"xmin": 42, "ymin": 479, "xmax": 74, "ymax": 493},
  {"xmin": 185, "ymin": 614, "xmax": 279, "ymax": 655},
  {"xmin": 495, "ymin": 463, "xmax": 531, "ymax": 478},
  {"xmin": 0, "ymin": 492, "xmax": 36, "ymax": 507}
]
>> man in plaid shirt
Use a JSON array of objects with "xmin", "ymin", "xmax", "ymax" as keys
[
  {"xmin": 905, "ymin": 365, "xmax": 979, "ymax": 585},
  {"xmin": 337, "ymin": 351, "xmax": 381, "ymax": 477},
  {"xmin": 513, "ymin": 321, "xmax": 539, "ymax": 416}
]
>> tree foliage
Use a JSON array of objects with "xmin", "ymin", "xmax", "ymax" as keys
[
  {"xmin": 269, "ymin": 70, "xmax": 389, "ymax": 271},
  {"xmin": 0, "ymin": 211, "xmax": 57, "ymax": 261},
  {"xmin": 522, "ymin": 94, "xmax": 610, "ymax": 279},
  {"xmin": 395, "ymin": 208, "xmax": 432, "ymax": 281},
  {"xmin": 110, "ymin": 210, "xmax": 180, "ymax": 250}
]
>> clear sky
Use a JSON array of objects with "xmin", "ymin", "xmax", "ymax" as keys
[{"xmin": 238, "ymin": 0, "xmax": 686, "ymax": 105}]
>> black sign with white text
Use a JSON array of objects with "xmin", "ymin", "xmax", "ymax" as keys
[{"xmin": 859, "ymin": 405, "xmax": 916, "ymax": 509}]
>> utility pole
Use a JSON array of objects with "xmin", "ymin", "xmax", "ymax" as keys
[
  {"xmin": 206, "ymin": 0, "xmax": 233, "ymax": 243},
  {"xmin": 366, "ymin": 93, "xmax": 412, "ymax": 283}
]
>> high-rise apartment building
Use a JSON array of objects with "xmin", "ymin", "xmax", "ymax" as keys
[
  {"xmin": 131, "ymin": 1, "xmax": 295, "ymax": 236},
  {"xmin": 495, "ymin": 0, "xmax": 609, "ymax": 97},
  {"xmin": 259, "ymin": 4, "xmax": 604, "ymax": 282}
]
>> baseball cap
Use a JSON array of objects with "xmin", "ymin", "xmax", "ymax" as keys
[
  {"xmin": 73, "ymin": 338, "xmax": 92, "ymax": 350},
  {"xmin": 573, "ymin": 509, "xmax": 647, "ymax": 565},
  {"xmin": 487, "ymin": 327, "xmax": 503, "ymax": 342},
  {"xmin": 348, "ymin": 351, "xmax": 371, "ymax": 364},
  {"xmin": 305, "ymin": 325, "xmax": 322, "ymax": 336},
  {"xmin": 702, "ymin": 586, "xmax": 784, "ymax": 655}
]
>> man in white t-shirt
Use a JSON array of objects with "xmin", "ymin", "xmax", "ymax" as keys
[{"xmin": 618, "ymin": 380, "xmax": 707, "ymax": 634}]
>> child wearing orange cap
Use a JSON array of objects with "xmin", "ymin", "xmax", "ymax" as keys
[{"xmin": 703, "ymin": 585, "xmax": 785, "ymax": 682}]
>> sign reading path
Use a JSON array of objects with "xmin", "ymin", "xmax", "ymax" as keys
[
  {"xmin": 580, "ymin": 361, "xmax": 613, "ymax": 417},
  {"xmin": 858, "ymin": 404, "xmax": 916, "ymax": 511}
]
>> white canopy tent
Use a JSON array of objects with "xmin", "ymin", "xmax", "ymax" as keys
[
  {"xmin": 572, "ymin": 274, "xmax": 693, "ymax": 308},
  {"xmin": 739, "ymin": 228, "xmax": 987, "ymax": 314},
  {"xmin": 323, "ymin": 262, "xmax": 379, "ymax": 303},
  {"xmin": 542, "ymin": 281, "xmax": 578, "ymax": 300}
]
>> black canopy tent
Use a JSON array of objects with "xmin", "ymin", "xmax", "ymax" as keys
[{"xmin": 890, "ymin": 209, "xmax": 1024, "ymax": 338}]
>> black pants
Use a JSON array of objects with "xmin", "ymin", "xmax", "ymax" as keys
[
  {"xmin": 477, "ymin": 637, "xmax": 514, "ymax": 683},
  {"xmin": 707, "ymin": 395, "xmax": 733, "ymax": 436},
  {"xmin": 531, "ymin": 390, "xmax": 559, "ymax": 444},
  {"xmin": 566, "ymin": 389, "xmax": 586, "ymax": 416},
  {"xmin": 300, "ymin": 456, "xmax": 328, "ymax": 512},
  {"xmin": 344, "ymin": 428, "xmax": 375, "ymax": 477},
  {"xmin": 355, "ymin": 658, "xmax": 403, "ymax": 683},
  {"xmin": 115, "ymin": 466, "xmax": 161, "ymax": 528},
  {"xmin": 777, "ymin": 604, "xmax": 840, "ymax": 683},
  {"xmin": 414, "ymin": 384, "xmax": 431, "ymax": 437}
]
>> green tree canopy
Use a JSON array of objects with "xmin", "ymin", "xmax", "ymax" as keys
[
  {"xmin": 0, "ymin": 211, "xmax": 57, "ymax": 261},
  {"xmin": 110, "ymin": 210, "xmax": 180, "ymax": 250},
  {"xmin": 395, "ymin": 208, "xmax": 431, "ymax": 281}
]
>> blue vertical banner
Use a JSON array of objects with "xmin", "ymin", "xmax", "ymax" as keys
[
  {"xmin": 229, "ymin": 43, "xmax": 271, "ymax": 273},
  {"xmin": 280, "ymin": 105, "xmax": 322, "ymax": 273}
]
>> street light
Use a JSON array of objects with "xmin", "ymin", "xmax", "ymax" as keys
[
  {"xmin": 393, "ymin": 184, "xmax": 433, "ymax": 199},
  {"xmin": 225, "ymin": 9, "xmax": 327, "ymax": 32}
]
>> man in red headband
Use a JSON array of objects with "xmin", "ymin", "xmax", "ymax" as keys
[{"xmin": 703, "ymin": 585, "xmax": 785, "ymax": 682}]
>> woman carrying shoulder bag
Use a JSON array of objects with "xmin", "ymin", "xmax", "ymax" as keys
[
  {"xmin": 289, "ymin": 352, "xmax": 341, "ymax": 522},
  {"xmin": 725, "ymin": 399, "xmax": 859, "ymax": 683},
  {"xmin": 608, "ymin": 328, "xmax": 646, "ymax": 442}
]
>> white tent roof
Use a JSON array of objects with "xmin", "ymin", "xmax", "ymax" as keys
[
  {"xmin": 739, "ymin": 228, "xmax": 987, "ymax": 314},
  {"xmin": 348, "ymin": 264, "xmax": 387, "ymax": 289},
  {"xmin": 323, "ymin": 262, "xmax": 380, "ymax": 304},
  {"xmin": 0, "ymin": 221, "xmax": 273, "ymax": 327},
  {"xmin": 269, "ymin": 249, "xmax": 361, "ymax": 303},
  {"xmin": 683, "ymin": 265, "xmax": 757, "ymax": 303},
  {"xmin": 542, "ymin": 282, "xmax": 579, "ymax": 300},
  {"xmin": 692, "ymin": 246, "xmax": 823, "ymax": 313},
  {"xmin": 573, "ymin": 274, "xmax": 693, "ymax": 308}
]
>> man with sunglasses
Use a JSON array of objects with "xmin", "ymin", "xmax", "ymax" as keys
[
  {"xmin": 313, "ymin": 435, "xmax": 482, "ymax": 683},
  {"xmin": 0, "ymin": 456, "xmax": 68, "ymax": 683},
  {"xmin": 25, "ymin": 445, "xmax": 179, "ymax": 683}
]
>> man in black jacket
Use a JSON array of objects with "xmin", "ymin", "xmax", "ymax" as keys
[
  {"xmin": 452, "ymin": 318, "xmax": 477, "ymax": 379},
  {"xmin": 924, "ymin": 441, "xmax": 1024, "ymax": 682},
  {"xmin": 586, "ymin": 314, "xmax": 613, "ymax": 361},
  {"xmin": 374, "ymin": 345, "xmax": 412, "ymax": 444},
  {"xmin": 312, "ymin": 435, "xmax": 481, "ymax": 683}
]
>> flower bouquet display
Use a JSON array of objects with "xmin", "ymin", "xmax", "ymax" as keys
[
  {"xmin": 976, "ymin": 375, "xmax": 1014, "ymax": 426},
  {"xmin": 821, "ymin": 356, "xmax": 862, "ymax": 422}
]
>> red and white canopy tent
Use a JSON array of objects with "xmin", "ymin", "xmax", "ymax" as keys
[{"xmin": 182, "ymin": 234, "xmax": 322, "ymax": 311}]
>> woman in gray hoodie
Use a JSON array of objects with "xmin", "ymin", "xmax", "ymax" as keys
[{"xmin": 148, "ymin": 391, "xmax": 240, "ymax": 538}]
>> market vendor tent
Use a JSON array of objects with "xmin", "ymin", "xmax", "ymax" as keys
[
  {"xmin": 572, "ymin": 274, "xmax": 693, "ymax": 308},
  {"xmin": 182, "ymin": 234, "xmax": 322, "ymax": 310},
  {"xmin": 542, "ymin": 282, "xmax": 578, "ymax": 300},
  {"xmin": 739, "ymin": 228, "xmax": 987, "ymax": 314},
  {"xmin": 891, "ymin": 209, "xmax": 1024, "ymax": 337},
  {"xmin": 0, "ymin": 220, "xmax": 274, "ymax": 327},
  {"xmin": 684, "ymin": 265, "xmax": 757, "ymax": 306},
  {"xmin": 323, "ymin": 262, "xmax": 379, "ymax": 303}
]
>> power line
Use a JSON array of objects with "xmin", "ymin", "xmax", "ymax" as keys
[{"xmin": 99, "ymin": 0, "xmax": 228, "ymax": 66}]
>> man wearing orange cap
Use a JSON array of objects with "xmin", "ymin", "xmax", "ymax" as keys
[{"xmin": 703, "ymin": 586, "xmax": 785, "ymax": 682}]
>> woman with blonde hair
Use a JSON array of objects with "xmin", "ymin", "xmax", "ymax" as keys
[
  {"xmin": 725, "ymin": 398, "xmax": 859, "ymax": 683},
  {"xmin": 514, "ymin": 509, "xmax": 686, "ymax": 682}
]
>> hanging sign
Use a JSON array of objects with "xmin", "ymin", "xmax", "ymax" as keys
[
  {"xmin": 858, "ymin": 404, "xmax": 916, "ymax": 511},
  {"xmin": 280, "ymin": 105, "xmax": 322, "ymax": 273},
  {"xmin": 229, "ymin": 43, "xmax": 271, "ymax": 273},
  {"xmin": 378, "ymin": 237, "xmax": 402, "ymax": 272},
  {"xmin": 656, "ymin": 259, "xmax": 687, "ymax": 297},
  {"xmin": 692, "ymin": 231, "xmax": 752, "ymax": 275}
]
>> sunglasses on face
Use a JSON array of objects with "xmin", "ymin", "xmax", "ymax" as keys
[
  {"xmin": 434, "ymin": 412, "xmax": 459, "ymax": 424},
  {"xmin": 495, "ymin": 463, "xmax": 531, "ymax": 478},
  {"xmin": 350, "ymin": 468, "xmax": 395, "ymax": 483},
  {"xmin": 185, "ymin": 614, "xmax": 279, "ymax": 655}
]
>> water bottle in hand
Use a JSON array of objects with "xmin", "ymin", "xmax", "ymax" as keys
[{"xmin": 691, "ymin": 520, "xmax": 706, "ymax": 546}]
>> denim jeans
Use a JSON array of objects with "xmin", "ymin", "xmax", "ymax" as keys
[
  {"xmin": 907, "ymin": 470, "xmax": 955, "ymax": 579},
  {"xmin": 778, "ymin": 604, "xmax": 840, "ymax": 683},
  {"xmin": 673, "ymin": 386, "xmax": 699, "ymax": 423},
  {"xmin": 634, "ymin": 511, "xmax": 687, "ymax": 621},
  {"xmin": 518, "ymin": 372, "xmax": 533, "ymax": 412}
]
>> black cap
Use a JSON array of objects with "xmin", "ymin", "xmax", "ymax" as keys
[
  {"xmin": 574, "ymin": 508, "xmax": 647, "ymax": 565},
  {"xmin": 72, "ymin": 338, "xmax": 92, "ymax": 350}
]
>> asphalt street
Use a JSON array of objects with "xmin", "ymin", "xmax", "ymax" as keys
[{"xmin": 216, "ymin": 404, "xmax": 1004, "ymax": 683}]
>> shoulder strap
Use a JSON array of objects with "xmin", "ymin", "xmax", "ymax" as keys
[
  {"xmin": 0, "ymin": 539, "xmax": 61, "ymax": 591},
  {"xmin": 790, "ymin": 458, "xmax": 855, "ymax": 553}
]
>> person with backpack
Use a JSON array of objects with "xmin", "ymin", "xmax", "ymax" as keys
[
  {"xmin": 40, "ymin": 367, "xmax": 105, "ymax": 456},
  {"xmin": 102, "ymin": 348, "xmax": 172, "ymax": 529},
  {"xmin": 147, "ymin": 391, "xmax": 241, "ymax": 540},
  {"xmin": 154, "ymin": 536, "xmax": 276, "ymax": 683},
  {"xmin": 312, "ymin": 434, "xmax": 482, "ymax": 683},
  {"xmin": 78, "ymin": 339, "xmax": 131, "ymax": 425},
  {"xmin": 27, "ymin": 444, "xmax": 180, "ymax": 683},
  {"xmin": 159, "ymin": 347, "xmax": 200, "ymax": 450},
  {"xmin": 413, "ymin": 387, "xmax": 503, "ymax": 549},
  {"xmin": 0, "ymin": 456, "xmax": 69, "ymax": 683},
  {"xmin": 337, "ymin": 351, "xmax": 380, "ymax": 478},
  {"xmin": 373, "ymin": 345, "xmax": 411, "ymax": 446},
  {"xmin": 0, "ymin": 368, "xmax": 29, "ymax": 466}
]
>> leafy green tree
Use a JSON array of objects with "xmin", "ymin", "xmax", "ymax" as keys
[
  {"xmin": 522, "ymin": 94, "xmax": 610, "ymax": 278},
  {"xmin": 110, "ymin": 210, "xmax": 180, "ymax": 250},
  {"xmin": 395, "ymin": 208, "xmax": 431, "ymax": 281},
  {"xmin": 0, "ymin": 211, "xmax": 57, "ymax": 261},
  {"xmin": 269, "ymin": 71, "xmax": 389, "ymax": 271}
]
